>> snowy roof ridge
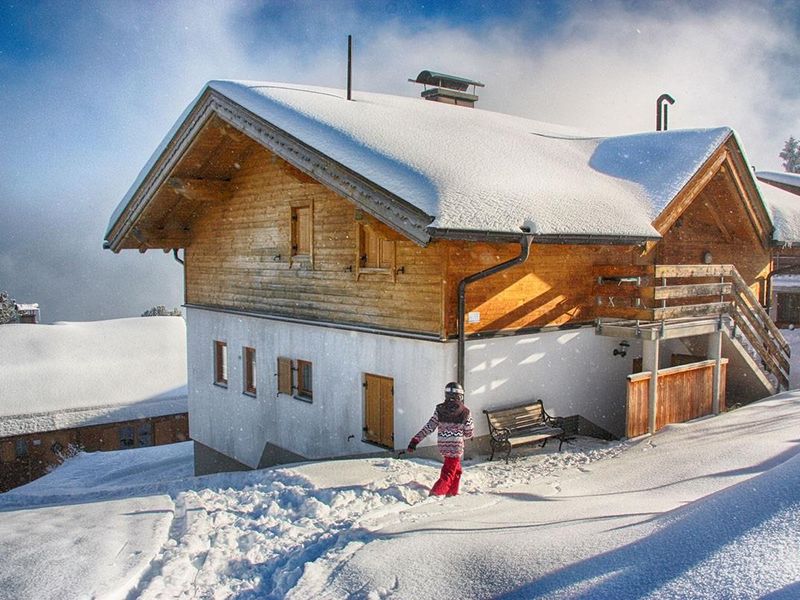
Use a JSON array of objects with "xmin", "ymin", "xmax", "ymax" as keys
[
  {"xmin": 107, "ymin": 79, "xmax": 736, "ymax": 243},
  {"xmin": 756, "ymin": 170, "xmax": 800, "ymax": 191}
]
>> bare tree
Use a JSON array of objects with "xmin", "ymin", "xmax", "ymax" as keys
[{"xmin": 0, "ymin": 291, "xmax": 18, "ymax": 324}]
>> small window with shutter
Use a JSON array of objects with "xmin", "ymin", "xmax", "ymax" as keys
[
  {"xmin": 358, "ymin": 223, "xmax": 395, "ymax": 272},
  {"xmin": 276, "ymin": 357, "xmax": 313, "ymax": 402}
]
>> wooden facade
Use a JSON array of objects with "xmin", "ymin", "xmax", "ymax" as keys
[{"xmin": 0, "ymin": 413, "xmax": 189, "ymax": 492}]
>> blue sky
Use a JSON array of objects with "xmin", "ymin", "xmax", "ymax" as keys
[{"xmin": 1, "ymin": 0, "xmax": 799, "ymax": 321}]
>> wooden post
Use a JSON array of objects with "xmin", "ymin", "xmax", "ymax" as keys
[
  {"xmin": 708, "ymin": 330, "xmax": 723, "ymax": 414},
  {"xmin": 642, "ymin": 339, "xmax": 660, "ymax": 434}
]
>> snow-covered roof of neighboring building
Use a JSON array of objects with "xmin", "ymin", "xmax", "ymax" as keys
[
  {"xmin": 0, "ymin": 317, "xmax": 187, "ymax": 437},
  {"xmin": 14, "ymin": 304, "xmax": 39, "ymax": 312},
  {"xmin": 757, "ymin": 179, "xmax": 800, "ymax": 244},
  {"xmin": 107, "ymin": 80, "xmax": 735, "ymax": 243},
  {"xmin": 756, "ymin": 170, "xmax": 800, "ymax": 193}
]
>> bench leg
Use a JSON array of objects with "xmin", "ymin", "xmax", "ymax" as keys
[
  {"xmin": 558, "ymin": 436, "xmax": 564, "ymax": 452},
  {"xmin": 504, "ymin": 442, "xmax": 512, "ymax": 463},
  {"xmin": 489, "ymin": 443, "xmax": 496, "ymax": 462}
]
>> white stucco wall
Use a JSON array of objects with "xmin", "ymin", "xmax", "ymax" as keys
[
  {"xmin": 188, "ymin": 308, "xmax": 641, "ymax": 467},
  {"xmin": 460, "ymin": 329, "xmax": 641, "ymax": 438},
  {"xmin": 187, "ymin": 308, "xmax": 452, "ymax": 468}
]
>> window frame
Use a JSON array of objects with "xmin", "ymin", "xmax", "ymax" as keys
[
  {"xmin": 243, "ymin": 346, "xmax": 257, "ymax": 397},
  {"xmin": 296, "ymin": 360, "xmax": 313, "ymax": 401},
  {"xmin": 214, "ymin": 340, "xmax": 228, "ymax": 387}
]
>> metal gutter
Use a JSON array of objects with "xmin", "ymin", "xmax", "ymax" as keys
[
  {"xmin": 429, "ymin": 228, "xmax": 656, "ymax": 246},
  {"xmin": 457, "ymin": 233, "xmax": 533, "ymax": 385}
]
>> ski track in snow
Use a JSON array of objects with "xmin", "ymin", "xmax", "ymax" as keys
[{"xmin": 119, "ymin": 440, "xmax": 625, "ymax": 598}]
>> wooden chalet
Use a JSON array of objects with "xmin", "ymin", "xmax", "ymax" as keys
[{"xmin": 105, "ymin": 80, "xmax": 791, "ymax": 474}]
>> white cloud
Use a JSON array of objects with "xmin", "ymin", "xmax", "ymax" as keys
[{"xmin": 1, "ymin": 1, "xmax": 798, "ymax": 320}]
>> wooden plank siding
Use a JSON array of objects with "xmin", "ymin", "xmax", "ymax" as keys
[
  {"xmin": 185, "ymin": 147, "xmax": 445, "ymax": 335},
  {"xmin": 442, "ymin": 242, "xmax": 644, "ymax": 336},
  {"xmin": 626, "ymin": 360, "xmax": 728, "ymax": 438}
]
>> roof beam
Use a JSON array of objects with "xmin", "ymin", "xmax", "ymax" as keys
[
  {"xmin": 703, "ymin": 200, "xmax": 734, "ymax": 243},
  {"xmin": 167, "ymin": 177, "xmax": 232, "ymax": 202}
]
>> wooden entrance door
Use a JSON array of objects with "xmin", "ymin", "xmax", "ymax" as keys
[{"xmin": 364, "ymin": 374, "xmax": 394, "ymax": 448}]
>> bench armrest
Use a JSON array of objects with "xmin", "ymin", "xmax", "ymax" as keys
[{"xmin": 490, "ymin": 427, "xmax": 512, "ymax": 442}]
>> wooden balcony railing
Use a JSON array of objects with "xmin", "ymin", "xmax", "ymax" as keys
[{"xmin": 594, "ymin": 264, "xmax": 790, "ymax": 389}]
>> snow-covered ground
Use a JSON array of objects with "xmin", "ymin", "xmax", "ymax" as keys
[
  {"xmin": 0, "ymin": 317, "xmax": 187, "ymax": 437},
  {"xmin": 2, "ymin": 391, "xmax": 800, "ymax": 599}
]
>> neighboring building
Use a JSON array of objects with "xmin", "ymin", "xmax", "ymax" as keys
[
  {"xmin": 105, "ymin": 80, "xmax": 795, "ymax": 475},
  {"xmin": 13, "ymin": 303, "xmax": 40, "ymax": 324},
  {"xmin": 0, "ymin": 317, "xmax": 188, "ymax": 491},
  {"xmin": 755, "ymin": 171, "xmax": 800, "ymax": 326}
]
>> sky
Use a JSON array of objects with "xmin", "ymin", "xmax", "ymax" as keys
[{"xmin": 1, "ymin": 0, "xmax": 799, "ymax": 322}]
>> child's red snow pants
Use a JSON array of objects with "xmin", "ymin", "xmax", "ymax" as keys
[{"xmin": 430, "ymin": 456, "xmax": 462, "ymax": 496}]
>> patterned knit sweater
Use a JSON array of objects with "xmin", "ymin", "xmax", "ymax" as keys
[{"xmin": 412, "ymin": 399, "xmax": 474, "ymax": 458}]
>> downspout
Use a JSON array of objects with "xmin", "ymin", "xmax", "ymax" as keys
[
  {"xmin": 172, "ymin": 248, "xmax": 184, "ymax": 265},
  {"xmin": 457, "ymin": 233, "xmax": 533, "ymax": 385}
]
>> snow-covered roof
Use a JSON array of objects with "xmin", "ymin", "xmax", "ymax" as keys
[
  {"xmin": 14, "ymin": 303, "xmax": 39, "ymax": 312},
  {"xmin": 107, "ymin": 80, "xmax": 735, "ymax": 243},
  {"xmin": 0, "ymin": 317, "xmax": 187, "ymax": 437},
  {"xmin": 756, "ymin": 170, "xmax": 800, "ymax": 193},
  {"xmin": 757, "ymin": 179, "xmax": 800, "ymax": 244}
]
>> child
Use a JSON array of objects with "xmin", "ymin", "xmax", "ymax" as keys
[{"xmin": 407, "ymin": 382, "xmax": 474, "ymax": 496}]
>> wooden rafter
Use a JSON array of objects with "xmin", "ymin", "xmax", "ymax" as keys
[
  {"xmin": 702, "ymin": 200, "xmax": 734, "ymax": 243},
  {"xmin": 167, "ymin": 177, "xmax": 232, "ymax": 202}
]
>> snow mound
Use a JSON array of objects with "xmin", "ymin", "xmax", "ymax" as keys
[{"xmin": 0, "ymin": 317, "xmax": 187, "ymax": 436}]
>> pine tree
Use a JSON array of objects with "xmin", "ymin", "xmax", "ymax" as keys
[
  {"xmin": 780, "ymin": 137, "xmax": 800, "ymax": 173},
  {"xmin": 0, "ymin": 291, "xmax": 18, "ymax": 324}
]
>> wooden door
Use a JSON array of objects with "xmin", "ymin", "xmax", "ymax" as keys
[{"xmin": 364, "ymin": 374, "xmax": 394, "ymax": 448}]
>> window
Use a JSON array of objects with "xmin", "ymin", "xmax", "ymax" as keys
[
  {"xmin": 358, "ymin": 224, "xmax": 394, "ymax": 270},
  {"xmin": 291, "ymin": 205, "xmax": 312, "ymax": 257},
  {"xmin": 297, "ymin": 360, "xmax": 313, "ymax": 400},
  {"xmin": 243, "ymin": 346, "xmax": 257, "ymax": 396},
  {"xmin": 138, "ymin": 423, "xmax": 153, "ymax": 447},
  {"xmin": 214, "ymin": 340, "xmax": 228, "ymax": 386},
  {"xmin": 277, "ymin": 357, "xmax": 313, "ymax": 402},
  {"xmin": 15, "ymin": 439, "xmax": 28, "ymax": 458},
  {"xmin": 119, "ymin": 427, "xmax": 135, "ymax": 449}
]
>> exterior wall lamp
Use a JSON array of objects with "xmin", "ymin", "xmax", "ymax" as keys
[{"xmin": 613, "ymin": 340, "xmax": 630, "ymax": 357}]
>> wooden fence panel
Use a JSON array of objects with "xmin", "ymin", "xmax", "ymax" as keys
[{"xmin": 626, "ymin": 360, "xmax": 728, "ymax": 438}]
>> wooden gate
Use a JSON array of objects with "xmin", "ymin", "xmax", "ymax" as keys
[
  {"xmin": 364, "ymin": 374, "xmax": 394, "ymax": 448},
  {"xmin": 626, "ymin": 359, "xmax": 728, "ymax": 438}
]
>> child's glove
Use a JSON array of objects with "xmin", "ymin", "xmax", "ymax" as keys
[{"xmin": 407, "ymin": 438, "xmax": 419, "ymax": 453}]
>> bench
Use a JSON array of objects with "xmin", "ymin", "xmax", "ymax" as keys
[{"xmin": 483, "ymin": 400, "xmax": 566, "ymax": 462}]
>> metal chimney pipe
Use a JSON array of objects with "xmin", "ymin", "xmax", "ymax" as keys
[
  {"xmin": 347, "ymin": 35, "xmax": 352, "ymax": 101},
  {"xmin": 656, "ymin": 93, "xmax": 675, "ymax": 131}
]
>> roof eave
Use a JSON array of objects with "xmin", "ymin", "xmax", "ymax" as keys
[
  {"xmin": 105, "ymin": 87, "xmax": 435, "ymax": 253},
  {"xmin": 428, "ymin": 227, "xmax": 657, "ymax": 246}
]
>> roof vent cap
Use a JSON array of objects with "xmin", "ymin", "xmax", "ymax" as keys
[{"xmin": 408, "ymin": 70, "xmax": 484, "ymax": 108}]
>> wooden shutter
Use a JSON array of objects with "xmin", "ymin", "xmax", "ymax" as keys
[
  {"xmin": 277, "ymin": 357, "xmax": 293, "ymax": 395},
  {"xmin": 292, "ymin": 206, "xmax": 311, "ymax": 256}
]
